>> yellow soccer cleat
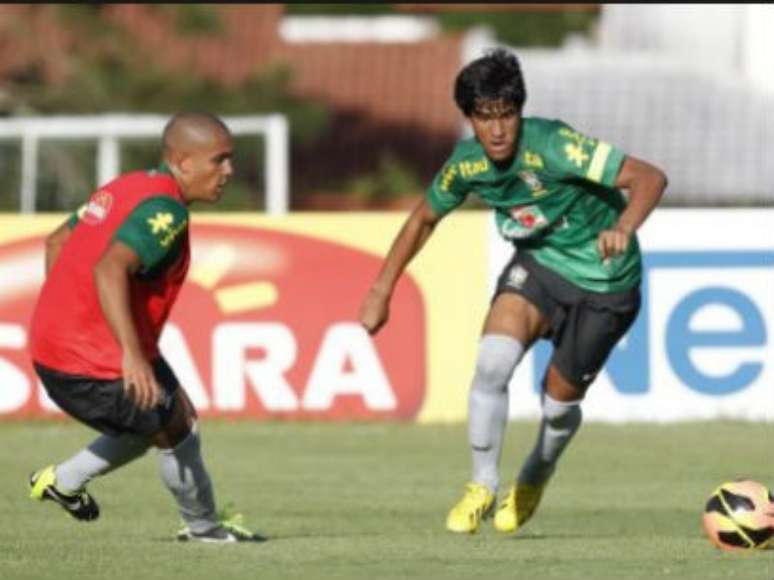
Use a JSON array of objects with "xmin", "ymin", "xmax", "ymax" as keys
[
  {"xmin": 493, "ymin": 482, "xmax": 545, "ymax": 534},
  {"xmin": 445, "ymin": 482, "xmax": 496, "ymax": 534},
  {"xmin": 176, "ymin": 505, "xmax": 267, "ymax": 543},
  {"xmin": 29, "ymin": 465, "xmax": 100, "ymax": 522}
]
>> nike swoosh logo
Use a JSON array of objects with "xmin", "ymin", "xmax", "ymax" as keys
[
  {"xmin": 63, "ymin": 497, "xmax": 83, "ymax": 510},
  {"xmin": 49, "ymin": 488, "xmax": 84, "ymax": 511}
]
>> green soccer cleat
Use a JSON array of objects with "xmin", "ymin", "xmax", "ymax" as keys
[
  {"xmin": 445, "ymin": 482, "xmax": 496, "ymax": 534},
  {"xmin": 493, "ymin": 481, "xmax": 545, "ymax": 534},
  {"xmin": 29, "ymin": 465, "xmax": 100, "ymax": 522},
  {"xmin": 177, "ymin": 509, "xmax": 267, "ymax": 543}
]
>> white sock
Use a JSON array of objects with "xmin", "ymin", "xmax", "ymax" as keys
[
  {"xmin": 55, "ymin": 434, "xmax": 149, "ymax": 493},
  {"xmin": 156, "ymin": 423, "xmax": 219, "ymax": 534},
  {"xmin": 468, "ymin": 334, "xmax": 525, "ymax": 493}
]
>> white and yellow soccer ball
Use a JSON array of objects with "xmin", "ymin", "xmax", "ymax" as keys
[{"xmin": 702, "ymin": 479, "xmax": 774, "ymax": 551}]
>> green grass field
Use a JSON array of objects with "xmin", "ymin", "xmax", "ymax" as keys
[{"xmin": 1, "ymin": 420, "xmax": 772, "ymax": 580}]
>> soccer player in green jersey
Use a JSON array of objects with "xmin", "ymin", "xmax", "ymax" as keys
[{"xmin": 359, "ymin": 48, "xmax": 667, "ymax": 534}]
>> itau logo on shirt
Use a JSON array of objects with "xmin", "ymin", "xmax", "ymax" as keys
[{"xmin": 79, "ymin": 190, "xmax": 113, "ymax": 225}]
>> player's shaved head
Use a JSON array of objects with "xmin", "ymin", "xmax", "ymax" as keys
[
  {"xmin": 162, "ymin": 112, "xmax": 231, "ymax": 158},
  {"xmin": 161, "ymin": 112, "xmax": 234, "ymax": 204}
]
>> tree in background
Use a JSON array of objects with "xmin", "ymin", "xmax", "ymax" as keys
[
  {"xmin": 0, "ymin": 5, "xmax": 599, "ymax": 212},
  {"xmin": 286, "ymin": 4, "xmax": 599, "ymax": 47},
  {"xmin": 0, "ymin": 5, "xmax": 329, "ymax": 212}
]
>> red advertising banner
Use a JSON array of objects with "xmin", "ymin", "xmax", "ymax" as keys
[{"xmin": 0, "ymin": 221, "xmax": 426, "ymax": 421}]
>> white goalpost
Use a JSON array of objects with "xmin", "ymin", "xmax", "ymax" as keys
[{"xmin": 0, "ymin": 114, "xmax": 290, "ymax": 215}]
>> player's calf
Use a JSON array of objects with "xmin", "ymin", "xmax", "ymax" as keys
[{"xmin": 495, "ymin": 393, "xmax": 582, "ymax": 533}]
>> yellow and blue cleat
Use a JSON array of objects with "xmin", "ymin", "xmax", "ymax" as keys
[
  {"xmin": 29, "ymin": 465, "xmax": 100, "ymax": 522},
  {"xmin": 445, "ymin": 482, "xmax": 496, "ymax": 534},
  {"xmin": 493, "ymin": 481, "xmax": 545, "ymax": 534}
]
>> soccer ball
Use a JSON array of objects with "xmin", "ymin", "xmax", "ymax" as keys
[{"xmin": 702, "ymin": 479, "xmax": 774, "ymax": 551}]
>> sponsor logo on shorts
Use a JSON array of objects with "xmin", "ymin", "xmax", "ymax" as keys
[{"xmin": 507, "ymin": 265, "xmax": 528, "ymax": 289}]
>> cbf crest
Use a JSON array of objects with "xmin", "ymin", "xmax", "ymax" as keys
[{"xmin": 518, "ymin": 171, "xmax": 547, "ymax": 198}]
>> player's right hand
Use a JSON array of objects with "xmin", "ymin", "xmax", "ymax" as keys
[
  {"xmin": 596, "ymin": 226, "xmax": 631, "ymax": 263},
  {"xmin": 122, "ymin": 351, "xmax": 161, "ymax": 410},
  {"xmin": 359, "ymin": 287, "xmax": 390, "ymax": 335}
]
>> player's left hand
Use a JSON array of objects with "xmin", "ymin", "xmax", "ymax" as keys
[
  {"xmin": 122, "ymin": 350, "xmax": 161, "ymax": 410},
  {"xmin": 597, "ymin": 226, "xmax": 631, "ymax": 262},
  {"xmin": 359, "ymin": 287, "xmax": 391, "ymax": 335}
]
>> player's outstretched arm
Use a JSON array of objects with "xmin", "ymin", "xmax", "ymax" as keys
[
  {"xmin": 598, "ymin": 156, "xmax": 668, "ymax": 261},
  {"xmin": 44, "ymin": 219, "xmax": 73, "ymax": 276},
  {"xmin": 359, "ymin": 198, "xmax": 443, "ymax": 335},
  {"xmin": 94, "ymin": 241, "xmax": 161, "ymax": 410}
]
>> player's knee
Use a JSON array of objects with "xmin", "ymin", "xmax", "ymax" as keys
[
  {"xmin": 152, "ymin": 412, "xmax": 193, "ymax": 450},
  {"xmin": 472, "ymin": 334, "xmax": 525, "ymax": 394},
  {"xmin": 542, "ymin": 394, "xmax": 582, "ymax": 431},
  {"xmin": 157, "ymin": 420, "xmax": 200, "ymax": 455}
]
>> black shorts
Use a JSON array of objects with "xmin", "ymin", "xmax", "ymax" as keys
[
  {"xmin": 34, "ymin": 357, "xmax": 180, "ymax": 437},
  {"xmin": 495, "ymin": 251, "xmax": 641, "ymax": 389}
]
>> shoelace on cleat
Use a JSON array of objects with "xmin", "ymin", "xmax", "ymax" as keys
[
  {"xmin": 217, "ymin": 504, "xmax": 256, "ymax": 538},
  {"xmin": 460, "ymin": 484, "xmax": 491, "ymax": 507},
  {"xmin": 176, "ymin": 504, "xmax": 257, "ymax": 539}
]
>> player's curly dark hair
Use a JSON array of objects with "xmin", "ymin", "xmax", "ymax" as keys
[{"xmin": 453, "ymin": 48, "xmax": 526, "ymax": 116}]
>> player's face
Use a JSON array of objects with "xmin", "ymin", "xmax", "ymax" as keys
[
  {"xmin": 470, "ymin": 100, "xmax": 520, "ymax": 163},
  {"xmin": 179, "ymin": 131, "xmax": 234, "ymax": 204}
]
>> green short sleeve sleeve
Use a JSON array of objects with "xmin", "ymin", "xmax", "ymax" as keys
[
  {"xmin": 543, "ymin": 120, "xmax": 626, "ymax": 187},
  {"xmin": 425, "ymin": 148, "xmax": 473, "ymax": 216},
  {"xmin": 67, "ymin": 210, "xmax": 80, "ymax": 229},
  {"xmin": 113, "ymin": 196, "xmax": 189, "ymax": 272},
  {"xmin": 67, "ymin": 202, "xmax": 91, "ymax": 229}
]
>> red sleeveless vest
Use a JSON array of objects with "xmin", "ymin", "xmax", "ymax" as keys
[{"xmin": 29, "ymin": 170, "xmax": 189, "ymax": 378}]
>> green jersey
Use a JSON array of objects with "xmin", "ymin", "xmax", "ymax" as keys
[{"xmin": 426, "ymin": 117, "xmax": 640, "ymax": 292}]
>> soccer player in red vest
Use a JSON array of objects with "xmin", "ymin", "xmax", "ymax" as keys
[{"xmin": 28, "ymin": 113, "xmax": 263, "ymax": 543}]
